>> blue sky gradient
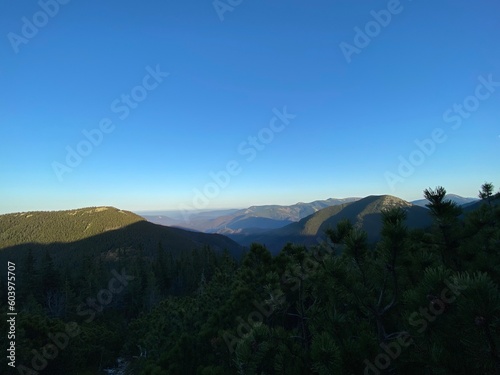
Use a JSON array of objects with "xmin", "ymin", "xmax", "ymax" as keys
[{"xmin": 1, "ymin": 0, "xmax": 499, "ymax": 213}]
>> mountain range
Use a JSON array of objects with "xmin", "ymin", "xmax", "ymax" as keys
[
  {"xmin": 142, "ymin": 198, "xmax": 360, "ymax": 234},
  {"xmin": 140, "ymin": 194, "xmax": 478, "ymax": 253},
  {"xmin": 0, "ymin": 207, "xmax": 245, "ymax": 266},
  {"xmin": 228, "ymin": 195, "xmax": 434, "ymax": 253},
  {"xmin": 0, "ymin": 194, "xmax": 482, "ymax": 261}
]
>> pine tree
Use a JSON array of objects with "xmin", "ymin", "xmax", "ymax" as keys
[
  {"xmin": 479, "ymin": 182, "xmax": 495, "ymax": 207},
  {"xmin": 424, "ymin": 186, "xmax": 463, "ymax": 269}
]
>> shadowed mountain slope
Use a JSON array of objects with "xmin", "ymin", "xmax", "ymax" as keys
[
  {"xmin": 231, "ymin": 195, "xmax": 432, "ymax": 253},
  {"xmin": 0, "ymin": 207, "xmax": 245, "ymax": 265}
]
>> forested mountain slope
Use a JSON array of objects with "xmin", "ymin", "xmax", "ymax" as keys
[
  {"xmin": 0, "ymin": 207, "xmax": 245, "ymax": 265},
  {"xmin": 233, "ymin": 195, "xmax": 432, "ymax": 252}
]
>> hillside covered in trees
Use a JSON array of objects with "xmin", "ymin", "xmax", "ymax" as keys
[
  {"xmin": 0, "ymin": 184, "xmax": 499, "ymax": 374},
  {"xmin": 230, "ymin": 195, "xmax": 434, "ymax": 252}
]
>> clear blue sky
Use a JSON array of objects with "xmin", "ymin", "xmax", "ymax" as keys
[{"xmin": 1, "ymin": 0, "xmax": 499, "ymax": 214}]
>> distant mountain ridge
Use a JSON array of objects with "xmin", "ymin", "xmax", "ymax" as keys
[
  {"xmin": 140, "ymin": 194, "xmax": 478, "ymax": 251},
  {"xmin": 412, "ymin": 194, "xmax": 478, "ymax": 207},
  {"xmin": 142, "ymin": 198, "xmax": 361, "ymax": 234},
  {"xmin": 230, "ymin": 195, "xmax": 432, "ymax": 253},
  {"xmin": 234, "ymin": 198, "xmax": 362, "ymax": 221}
]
